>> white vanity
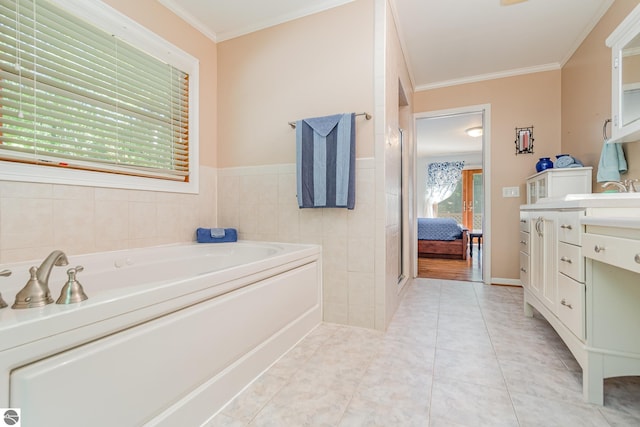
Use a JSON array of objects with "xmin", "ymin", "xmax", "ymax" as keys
[
  {"xmin": 519, "ymin": 3, "xmax": 640, "ymax": 404},
  {"xmin": 520, "ymin": 194, "xmax": 640, "ymax": 404}
]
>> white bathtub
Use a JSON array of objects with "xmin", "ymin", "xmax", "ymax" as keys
[{"xmin": 0, "ymin": 241, "xmax": 322, "ymax": 427}]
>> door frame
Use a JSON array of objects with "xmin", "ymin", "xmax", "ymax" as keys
[
  {"xmin": 412, "ymin": 104, "xmax": 492, "ymax": 284},
  {"xmin": 461, "ymin": 168, "xmax": 483, "ymax": 231}
]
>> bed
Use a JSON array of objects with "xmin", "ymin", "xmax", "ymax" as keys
[{"xmin": 417, "ymin": 217, "xmax": 469, "ymax": 260}]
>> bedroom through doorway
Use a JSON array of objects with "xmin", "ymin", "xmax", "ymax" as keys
[{"xmin": 414, "ymin": 106, "xmax": 489, "ymax": 282}]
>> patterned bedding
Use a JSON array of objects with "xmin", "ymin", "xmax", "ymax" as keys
[{"xmin": 417, "ymin": 218, "xmax": 463, "ymax": 241}]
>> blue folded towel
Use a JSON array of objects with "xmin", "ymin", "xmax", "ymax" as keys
[
  {"xmin": 196, "ymin": 228, "xmax": 238, "ymax": 243},
  {"xmin": 555, "ymin": 155, "xmax": 583, "ymax": 168},
  {"xmin": 596, "ymin": 142, "xmax": 627, "ymax": 182},
  {"xmin": 296, "ymin": 113, "xmax": 356, "ymax": 209}
]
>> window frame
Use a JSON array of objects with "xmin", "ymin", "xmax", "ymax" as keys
[{"xmin": 0, "ymin": 0, "xmax": 200, "ymax": 194}]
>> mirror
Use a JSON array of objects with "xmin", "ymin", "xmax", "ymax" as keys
[
  {"xmin": 622, "ymin": 32, "xmax": 640, "ymax": 127},
  {"xmin": 606, "ymin": 3, "xmax": 640, "ymax": 143}
]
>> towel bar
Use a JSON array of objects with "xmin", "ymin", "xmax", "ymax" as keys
[{"xmin": 288, "ymin": 112, "xmax": 371, "ymax": 129}]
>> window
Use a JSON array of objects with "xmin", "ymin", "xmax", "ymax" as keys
[{"xmin": 0, "ymin": 0, "xmax": 199, "ymax": 193}]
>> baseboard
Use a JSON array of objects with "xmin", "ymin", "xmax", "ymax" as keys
[{"xmin": 490, "ymin": 277, "xmax": 522, "ymax": 287}]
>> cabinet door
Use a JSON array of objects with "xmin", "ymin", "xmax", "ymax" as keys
[
  {"xmin": 530, "ymin": 213, "xmax": 558, "ymax": 313},
  {"xmin": 528, "ymin": 181, "xmax": 537, "ymax": 204},
  {"xmin": 538, "ymin": 176, "xmax": 547, "ymax": 201},
  {"xmin": 529, "ymin": 216, "xmax": 544, "ymax": 297}
]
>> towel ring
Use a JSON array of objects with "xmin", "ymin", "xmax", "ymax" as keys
[{"xmin": 603, "ymin": 118, "xmax": 612, "ymax": 141}]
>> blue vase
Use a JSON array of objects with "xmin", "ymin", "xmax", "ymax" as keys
[{"xmin": 536, "ymin": 157, "xmax": 553, "ymax": 173}]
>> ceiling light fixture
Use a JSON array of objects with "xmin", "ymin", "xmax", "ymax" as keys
[
  {"xmin": 465, "ymin": 126, "xmax": 483, "ymax": 138},
  {"xmin": 500, "ymin": 0, "xmax": 527, "ymax": 5}
]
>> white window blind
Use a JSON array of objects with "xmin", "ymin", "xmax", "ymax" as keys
[{"xmin": 0, "ymin": 0, "xmax": 190, "ymax": 181}]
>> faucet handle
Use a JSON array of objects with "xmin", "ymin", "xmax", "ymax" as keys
[
  {"xmin": 56, "ymin": 265, "xmax": 88, "ymax": 305},
  {"xmin": 624, "ymin": 179, "xmax": 639, "ymax": 192},
  {"xmin": 0, "ymin": 269, "xmax": 10, "ymax": 309}
]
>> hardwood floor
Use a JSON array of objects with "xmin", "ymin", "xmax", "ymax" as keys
[{"xmin": 418, "ymin": 246, "xmax": 482, "ymax": 281}]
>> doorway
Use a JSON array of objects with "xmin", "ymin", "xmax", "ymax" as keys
[{"xmin": 413, "ymin": 105, "xmax": 491, "ymax": 284}]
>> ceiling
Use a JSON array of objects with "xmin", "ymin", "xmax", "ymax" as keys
[
  {"xmin": 417, "ymin": 112, "xmax": 483, "ymax": 156},
  {"xmin": 157, "ymin": 0, "xmax": 615, "ymax": 154}
]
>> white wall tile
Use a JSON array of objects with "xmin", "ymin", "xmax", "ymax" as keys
[
  {"xmin": 1, "ymin": 198, "xmax": 54, "ymax": 250},
  {"xmin": 0, "ymin": 181, "xmax": 52, "ymax": 199},
  {"xmin": 95, "ymin": 200, "xmax": 129, "ymax": 242},
  {"xmin": 53, "ymin": 198, "xmax": 96, "ymax": 254},
  {"xmin": 348, "ymin": 237, "xmax": 375, "ymax": 272},
  {"xmin": 214, "ymin": 160, "xmax": 377, "ymax": 329},
  {"xmin": 129, "ymin": 202, "xmax": 158, "ymax": 239}
]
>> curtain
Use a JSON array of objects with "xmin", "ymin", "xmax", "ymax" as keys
[{"xmin": 424, "ymin": 161, "xmax": 464, "ymax": 217}]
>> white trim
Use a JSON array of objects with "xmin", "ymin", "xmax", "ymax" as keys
[
  {"xmin": 156, "ymin": 0, "xmax": 220, "ymax": 43},
  {"xmin": 413, "ymin": 104, "xmax": 492, "ymax": 285},
  {"xmin": 158, "ymin": 0, "xmax": 356, "ymax": 43},
  {"xmin": 415, "ymin": 63, "xmax": 560, "ymax": 92},
  {"xmin": 216, "ymin": 157, "xmax": 375, "ymax": 177},
  {"xmin": 387, "ymin": 0, "xmax": 416, "ymax": 91},
  {"xmin": 606, "ymin": 2, "xmax": 640, "ymax": 47},
  {"xmin": 0, "ymin": 0, "xmax": 200, "ymax": 194}
]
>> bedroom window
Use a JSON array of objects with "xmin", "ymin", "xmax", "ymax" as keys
[
  {"xmin": 0, "ymin": 0, "xmax": 198, "ymax": 193},
  {"xmin": 438, "ymin": 169, "xmax": 483, "ymax": 231}
]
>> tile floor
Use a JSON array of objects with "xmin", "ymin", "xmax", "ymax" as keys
[{"xmin": 206, "ymin": 278, "xmax": 640, "ymax": 426}]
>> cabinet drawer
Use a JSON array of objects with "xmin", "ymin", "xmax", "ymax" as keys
[
  {"xmin": 583, "ymin": 233, "xmax": 640, "ymax": 274},
  {"xmin": 557, "ymin": 211, "xmax": 583, "ymax": 245},
  {"xmin": 558, "ymin": 242, "xmax": 584, "ymax": 282},
  {"xmin": 519, "ymin": 251, "xmax": 530, "ymax": 288},
  {"xmin": 519, "ymin": 231, "xmax": 530, "ymax": 255},
  {"xmin": 519, "ymin": 213, "xmax": 530, "ymax": 232},
  {"xmin": 557, "ymin": 273, "xmax": 585, "ymax": 340}
]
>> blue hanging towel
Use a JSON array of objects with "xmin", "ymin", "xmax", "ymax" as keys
[
  {"xmin": 296, "ymin": 113, "xmax": 356, "ymax": 209},
  {"xmin": 596, "ymin": 142, "xmax": 627, "ymax": 182}
]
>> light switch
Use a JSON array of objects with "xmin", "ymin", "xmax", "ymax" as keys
[{"xmin": 502, "ymin": 186, "xmax": 520, "ymax": 197}]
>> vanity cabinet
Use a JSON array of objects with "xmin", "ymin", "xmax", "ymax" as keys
[
  {"xmin": 521, "ymin": 197, "xmax": 640, "ymax": 405},
  {"xmin": 518, "ymin": 212, "xmax": 530, "ymax": 289},
  {"xmin": 555, "ymin": 211, "xmax": 586, "ymax": 340},
  {"xmin": 526, "ymin": 167, "xmax": 592, "ymax": 205},
  {"xmin": 581, "ymin": 216, "xmax": 640, "ymax": 404},
  {"xmin": 606, "ymin": 4, "xmax": 640, "ymax": 143}
]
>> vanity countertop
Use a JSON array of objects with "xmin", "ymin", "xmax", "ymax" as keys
[{"xmin": 520, "ymin": 192, "xmax": 640, "ymax": 210}]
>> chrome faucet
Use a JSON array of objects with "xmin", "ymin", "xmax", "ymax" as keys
[
  {"xmin": 602, "ymin": 179, "xmax": 638, "ymax": 192},
  {"xmin": 602, "ymin": 181, "xmax": 627, "ymax": 192},
  {"xmin": 36, "ymin": 250, "xmax": 69, "ymax": 289},
  {"xmin": 12, "ymin": 250, "xmax": 69, "ymax": 309}
]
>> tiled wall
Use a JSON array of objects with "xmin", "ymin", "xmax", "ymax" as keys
[
  {"xmin": 0, "ymin": 166, "xmax": 217, "ymax": 264},
  {"xmin": 217, "ymin": 158, "xmax": 377, "ymax": 328}
]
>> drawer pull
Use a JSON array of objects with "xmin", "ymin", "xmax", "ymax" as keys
[
  {"xmin": 594, "ymin": 245, "xmax": 605, "ymax": 253},
  {"xmin": 561, "ymin": 298, "xmax": 573, "ymax": 309},
  {"xmin": 520, "ymin": 219, "xmax": 527, "ymax": 223},
  {"xmin": 560, "ymin": 224, "xmax": 573, "ymax": 230},
  {"xmin": 560, "ymin": 256, "xmax": 572, "ymax": 264},
  {"xmin": 520, "ymin": 240, "xmax": 527, "ymax": 245},
  {"xmin": 520, "ymin": 267, "xmax": 527, "ymax": 273},
  {"xmin": 635, "ymin": 254, "xmax": 640, "ymax": 264}
]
